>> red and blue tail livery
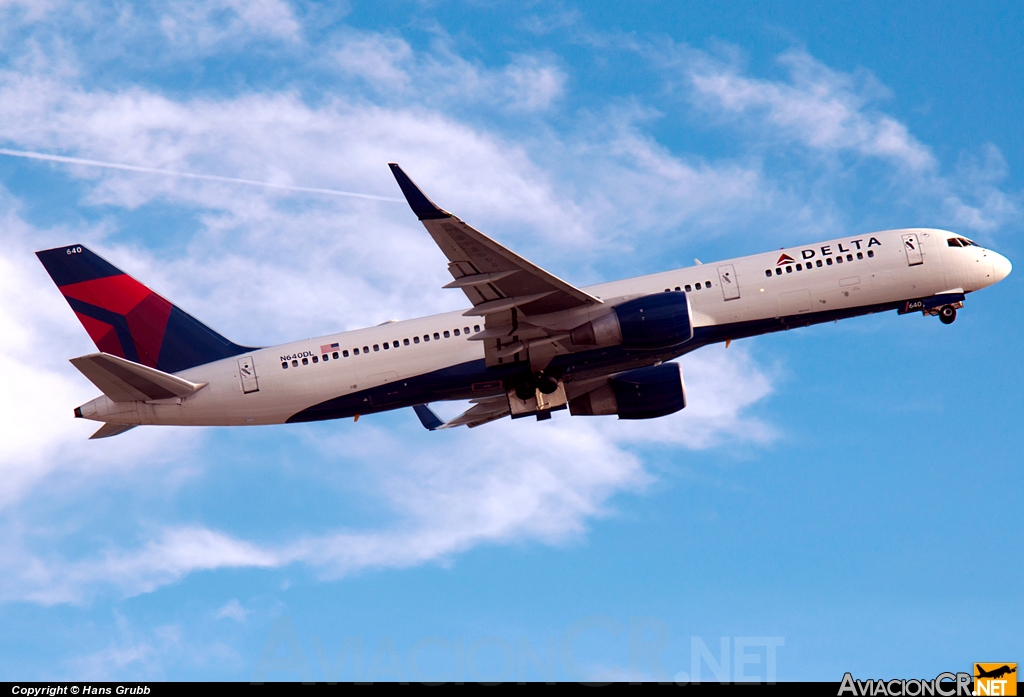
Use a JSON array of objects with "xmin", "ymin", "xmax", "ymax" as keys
[
  {"xmin": 37, "ymin": 164, "xmax": 1012, "ymax": 438},
  {"xmin": 36, "ymin": 245, "xmax": 253, "ymax": 374}
]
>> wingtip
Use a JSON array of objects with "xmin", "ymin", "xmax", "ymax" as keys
[
  {"xmin": 388, "ymin": 164, "xmax": 450, "ymax": 221},
  {"xmin": 413, "ymin": 404, "xmax": 445, "ymax": 431}
]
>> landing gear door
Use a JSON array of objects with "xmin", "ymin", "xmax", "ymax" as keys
[
  {"xmin": 902, "ymin": 233, "xmax": 924, "ymax": 266},
  {"xmin": 718, "ymin": 264, "xmax": 740, "ymax": 300},
  {"xmin": 237, "ymin": 356, "xmax": 259, "ymax": 394}
]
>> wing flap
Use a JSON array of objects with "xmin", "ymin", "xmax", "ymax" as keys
[
  {"xmin": 89, "ymin": 423, "xmax": 138, "ymax": 439},
  {"xmin": 70, "ymin": 352, "xmax": 207, "ymax": 402},
  {"xmin": 440, "ymin": 396, "xmax": 511, "ymax": 429}
]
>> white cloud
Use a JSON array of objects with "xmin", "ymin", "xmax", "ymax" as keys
[
  {"xmin": 0, "ymin": 360, "xmax": 773, "ymax": 603},
  {"xmin": 330, "ymin": 31, "xmax": 566, "ymax": 113},
  {"xmin": 0, "ymin": 18, "xmax": 785, "ymax": 606},
  {"xmin": 678, "ymin": 48, "xmax": 1020, "ymax": 233},
  {"xmin": 159, "ymin": 0, "xmax": 301, "ymax": 48},
  {"xmin": 687, "ymin": 49, "xmax": 936, "ymax": 170},
  {"xmin": 215, "ymin": 598, "xmax": 248, "ymax": 622}
]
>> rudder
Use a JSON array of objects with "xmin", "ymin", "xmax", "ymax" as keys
[{"xmin": 37, "ymin": 244, "xmax": 254, "ymax": 373}]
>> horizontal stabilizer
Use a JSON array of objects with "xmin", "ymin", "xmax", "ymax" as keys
[
  {"xmin": 90, "ymin": 423, "xmax": 137, "ymax": 439},
  {"xmin": 70, "ymin": 352, "xmax": 207, "ymax": 402}
]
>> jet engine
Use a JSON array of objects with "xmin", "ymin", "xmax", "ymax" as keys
[
  {"xmin": 568, "ymin": 363, "xmax": 686, "ymax": 420},
  {"xmin": 569, "ymin": 293, "xmax": 693, "ymax": 350}
]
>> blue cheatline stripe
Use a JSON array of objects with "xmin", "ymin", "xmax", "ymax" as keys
[{"xmin": 286, "ymin": 297, "xmax": 916, "ymax": 424}]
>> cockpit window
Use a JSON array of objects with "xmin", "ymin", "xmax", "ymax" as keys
[
  {"xmin": 947, "ymin": 238, "xmax": 963, "ymax": 247},
  {"xmin": 959, "ymin": 237, "xmax": 975, "ymax": 246}
]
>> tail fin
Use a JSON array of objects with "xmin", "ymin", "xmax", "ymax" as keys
[{"xmin": 36, "ymin": 244, "xmax": 254, "ymax": 373}]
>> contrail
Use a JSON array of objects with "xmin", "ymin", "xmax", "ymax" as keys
[{"xmin": 0, "ymin": 147, "xmax": 403, "ymax": 202}]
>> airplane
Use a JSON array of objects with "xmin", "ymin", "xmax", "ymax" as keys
[
  {"xmin": 975, "ymin": 665, "xmax": 1016, "ymax": 680},
  {"xmin": 37, "ymin": 164, "xmax": 1012, "ymax": 439}
]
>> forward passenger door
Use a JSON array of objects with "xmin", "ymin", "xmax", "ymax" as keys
[{"xmin": 718, "ymin": 264, "xmax": 740, "ymax": 300}]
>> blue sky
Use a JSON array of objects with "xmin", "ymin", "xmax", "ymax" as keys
[{"xmin": 0, "ymin": 0, "xmax": 1021, "ymax": 682}]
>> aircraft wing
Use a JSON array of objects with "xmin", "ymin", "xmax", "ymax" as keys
[
  {"xmin": 413, "ymin": 397, "xmax": 511, "ymax": 430},
  {"xmin": 389, "ymin": 164, "xmax": 602, "ymax": 319}
]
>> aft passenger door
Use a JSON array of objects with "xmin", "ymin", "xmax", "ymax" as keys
[
  {"xmin": 902, "ymin": 233, "xmax": 924, "ymax": 266},
  {"xmin": 717, "ymin": 264, "xmax": 740, "ymax": 300},
  {"xmin": 237, "ymin": 356, "xmax": 259, "ymax": 394}
]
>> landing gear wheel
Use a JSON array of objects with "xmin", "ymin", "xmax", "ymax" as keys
[
  {"xmin": 939, "ymin": 305, "xmax": 957, "ymax": 324},
  {"xmin": 515, "ymin": 382, "xmax": 535, "ymax": 401},
  {"xmin": 537, "ymin": 374, "xmax": 559, "ymax": 395}
]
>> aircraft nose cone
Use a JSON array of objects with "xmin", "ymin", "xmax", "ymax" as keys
[{"xmin": 992, "ymin": 253, "xmax": 1012, "ymax": 283}]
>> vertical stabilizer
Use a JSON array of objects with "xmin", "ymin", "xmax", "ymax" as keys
[{"xmin": 37, "ymin": 245, "xmax": 254, "ymax": 373}]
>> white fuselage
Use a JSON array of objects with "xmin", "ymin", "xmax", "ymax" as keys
[{"xmin": 77, "ymin": 228, "xmax": 1010, "ymax": 427}]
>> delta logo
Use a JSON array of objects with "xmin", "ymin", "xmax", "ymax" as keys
[
  {"xmin": 974, "ymin": 664, "xmax": 1016, "ymax": 696},
  {"xmin": 776, "ymin": 237, "xmax": 883, "ymax": 266}
]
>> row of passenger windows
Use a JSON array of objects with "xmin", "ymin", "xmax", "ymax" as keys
[
  {"xmin": 664, "ymin": 280, "xmax": 713, "ymax": 293},
  {"xmin": 764, "ymin": 250, "xmax": 874, "ymax": 278},
  {"xmin": 282, "ymin": 324, "xmax": 482, "ymax": 369}
]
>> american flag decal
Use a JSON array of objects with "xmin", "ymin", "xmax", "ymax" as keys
[{"xmin": 320, "ymin": 342, "xmax": 340, "ymax": 353}]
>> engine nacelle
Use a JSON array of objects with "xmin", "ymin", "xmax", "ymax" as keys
[
  {"xmin": 568, "ymin": 363, "xmax": 686, "ymax": 420},
  {"xmin": 570, "ymin": 293, "xmax": 694, "ymax": 349}
]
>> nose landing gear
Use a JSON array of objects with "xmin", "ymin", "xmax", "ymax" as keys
[{"xmin": 938, "ymin": 305, "xmax": 957, "ymax": 324}]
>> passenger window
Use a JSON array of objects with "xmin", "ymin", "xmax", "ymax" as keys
[
  {"xmin": 695, "ymin": 282, "xmax": 702, "ymax": 289},
  {"xmin": 664, "ymin": 288, "xmax": 671, "ymax": 293},
  {"xmin": 302, "ymin": 358, "xmax": 308, "ymax": 365},
  {"xmin": 312, "ymin": 356, "xmax": 318, "ymax": 363},
  {"xmin": 786, "ymin": 266, "xmax": 793, "ymax": 273},
  {"xmin": 774, "ymin": 269, "xmax": 781, "ymax": 276},
  {"xmin": 474, "ymin": 325, "xmax": 480, "ymax": 332},
  {"xmin": 363, "ymin": 346, "xmax": 369, "ymax": 353},
  {"xmin": 443, "ymin": 330, "xmax": 450, "ymax": 338},
  {"xmin": 374, "ymin": 344, "xmax": 380, "ymax": 351},
  {"xmin": 765, "ymin": 270, "xmax": 771, "ymax": 277},
  {"xmin": 413, "ymin": 336, "xmax": 420, "ymax": 344},
  {"xmin": 383, "ymin": 343, "xmax": 389, "ymax": 350},
  {"xmin": 454, "ymin": 328, "xmax": 460, "ymax": 336},
  {"xmin": 846, "ymin": 254, "xmax": 853, "ymax": 262},
  {"xmin": 403, "ymin": 339, "xmax": 410, "ymax": 346},
  {"xmin": 796, "ymin": 263, "xmax": 803, "ymax": 271},
  {"xmin": 342, "ymin": 350, "xmax": 348, "ymax": 357},
  {"xmin": 424, "ymin": 335, "xmax": 430, "ymax": 342},
  {"xmin": 836, "ymin": 256, "xmax": 843, "ymax": 263},
  {"xmin": 816, "ymin": 260, "xmax": 822, "ymax": 267},
  {"xmin": 282, "ymin": 362, "xmax": 288, "ymax": 369},
  {"xmin": 434, "ymin": 333, "xmax": 440, "ymax": 340},
  {"xmin": 292, "ymin": 359, "xmax": 298, "ymax": 367},
  {"xmin": 323, "ymin": 354, "xmax": 329, "ymax": 361},
  {"xmin": 856, "ymin": 252, "xmax": 863, "ymax": 260},
  {"xmin": 685, "ymin": 284, "xmax": 692, "ymax": 291},
  {"xmin": 353, "ymin": 348, "xmax": 359, "ymax": 355},
  {"xmin": 464, "ymin": 327, "xmax": 470, "ymax": 334},
  {"xmin": 867, "ymin": 250, "xmax": 874, "ymax": 258},
  {"xmin": 826, "ymin": 257, "xmax": 833, "ymax": 265},
  {"xmin": 674, "ymin": 286, "xmax": 681, "ymax": 291}
]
